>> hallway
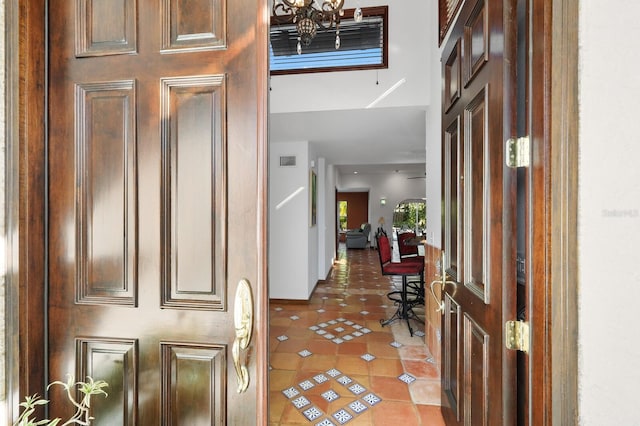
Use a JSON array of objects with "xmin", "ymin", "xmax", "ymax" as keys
[{"xmin": 269, "ymin": 244, "xmax": 445, "ymax": 425}]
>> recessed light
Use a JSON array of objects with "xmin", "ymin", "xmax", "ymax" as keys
[{"xmin": 354, "ymin": 171, "xmax": 358, "ymax": 174}]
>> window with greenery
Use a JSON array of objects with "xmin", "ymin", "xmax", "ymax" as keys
[
  {"xmin": 393, "ymin": 199, "xmax": 426, "ymax": 234},
  {"xmin": 339, "ymin": 201, "xmax": 348, "ymax": 231},
  {"xmin": 270, "ymin": 6, "xmax": 388, "ymax": 75}
]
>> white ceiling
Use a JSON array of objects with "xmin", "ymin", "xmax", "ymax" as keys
[
  {"xmin": 268, "ymin": 0, "xmax": 432, "ymax": 176},
  {"xmin": 269, "ymin": 106, "xmax": 426, "ymax": 166}
]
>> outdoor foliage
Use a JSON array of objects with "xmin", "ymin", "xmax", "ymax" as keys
[
  {"xmin": 15, "ymin": 376, "xmax": 108, "ymax": 426},
  {"xmin": 393, "ymin": 201, "xmax": 426, "ymax": 232},
  {"xmin": 339, "ymin": 201, "xmax": 348, "ymax": 230}
]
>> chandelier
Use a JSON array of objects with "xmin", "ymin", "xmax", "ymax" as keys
[{"xmin": 272, "ymin": 0, "xmax": 363, "ymax": 54}]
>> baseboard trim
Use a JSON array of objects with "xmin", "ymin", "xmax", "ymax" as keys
[{"xmin": 269, "ymin": 298, "xmax": 312, "ymax": 305}]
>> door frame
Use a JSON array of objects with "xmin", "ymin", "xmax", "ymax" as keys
[
  {"xmin": 5, "ymin": 0, "xmax": 578, "ymax": 424},
  {"xmin": 546, "ymin": 0, "xmax": 579, "ymax": 423},
  {"xmin": 5, "ymin": 0, "xmax": 270, "ymax": 423},
  {"xmin": 516, "ymin": 0, "xmax": 579, "ymax": 423}
]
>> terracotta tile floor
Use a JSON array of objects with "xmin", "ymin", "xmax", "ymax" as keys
[{"xmin": 269, "ymin": 244, "xmax": 445, "ymax": 426}]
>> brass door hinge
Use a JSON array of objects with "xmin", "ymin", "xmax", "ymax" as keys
[
  {"xmin": 506, "ymin": 136, "xmax": 530, "ymax": 168},
  {"xmin": 505, "ymin": 320, "xmax": 529, "ymax": 353}
]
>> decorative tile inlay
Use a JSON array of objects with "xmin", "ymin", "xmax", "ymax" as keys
[
  {"xmin": 326, "ymin": 368, "xmax": 342, "ymax": 377},
  {"xmin": 337, "ymin": 375, "xmax": 353, "ymax": 385},
  {"xmin": 332, "ymin": 409, "xmax": 353, "ymax": 424},
  {"xmin": 283, "ymin": 387, "xmax": 300, "ymax": 398},
  {"xmin": 303, "ymin": 406, "xmax": 323, "ymax": 421},
  {"xmin": 348, "ymin": 383, "xmax": 366, "ymax": 395},
  {"xmin": 307, "ymin": 317, "xmax": 370, "ymax": 345},
  {"xmin": 298, "ymin": 349, "xmax": 313, "ymax": 357},
  {"xmin": 299, "ymin": 380, "xmax": 315, "ymax": 390},
  {"xmin": 269, "ymin": 244, "xmax": 442, "ymax": 424},
  {"xmin": 349, "ymin": 400, "xmax": 368, "ymax": 414},
  {"xmin": 321, "ymin": 389, "xmax": 340, "ymax": 402},
  {"xmin": 313, "ymin": 374, "xmax": 329, "ymax": 384},
  {"xmin": 292, "ymin": 396, "xmax": 311, "ymax": 409},
  {"xmin": 398, "ymin": 373, "xmax": 417, "ymax": 384},
  {"xmin": 362, "ymin": 393, "xmax": 382, "ymax": 406},
  {"xmin": 360, "ymin": 353, "xmax": 376, "ymax": 362}
]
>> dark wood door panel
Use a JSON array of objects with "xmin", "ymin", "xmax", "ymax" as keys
[
  {"xmin": 47, "ymin": 0, "xmax": 265, "ymax": 423},
  {"xmin": 463, "ymin": 313, "xmax": 490, "ymax": 426},
  {"xmin": 441, "ymin": 0, "xmax": 517, "ymax": 424},
  {"xmin": 463, "ymin": 85, "xmax": 489, "ymax": 303},
  {"xmin": 73, "ymin": 80, "xmax": 138, "ymax": 306},
  {"xmin": 442, "ymin": 293, "xmax": 461, "ymax": 423},
  {"xmin": 160, "ymin": 75, "xmax": 227, "ymax": 310}
]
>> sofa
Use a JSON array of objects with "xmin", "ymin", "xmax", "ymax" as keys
[{"xmin": 346, "ymin": 223, "xmax": 371, "ymax": 249}]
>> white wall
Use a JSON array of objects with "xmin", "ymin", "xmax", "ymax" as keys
[
  {"xmin": 424, "ymin": 8, "xmax": 442, "ymax": 248},
  {"xmin": 578, "ymin": 2, "xmax": 640, "ymax": 424},
  {"xmin": 318, "ymin": 159, "xmax": 337, "ymax": 279},
  {"xmin": 338, "ymin": 171, "xmax": 426, "ymax": 235},
  {"xmin": 269, "ymin": 142, "xmax": 334, "ymax": 299},
  {"xmin": 268, "ymin": 141, "xmax": 311, "ymax": 299},
  {"xmin": 270, "ymin": 0, "xmax": 430, "ymax": 114},
  {"xmin": 307, "ymin": 144, "xmax": 319, "ymax": 294}
]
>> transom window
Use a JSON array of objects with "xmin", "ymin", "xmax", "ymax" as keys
[{"xmin": 270, "ymin": 6, "xmax": 388, "ymax": 75}]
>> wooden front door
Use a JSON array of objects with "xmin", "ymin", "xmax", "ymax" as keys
[
  {"xmin": 45, "ymin": 0, "xmax": 267, "ymax": 423},
  {"xmin": 440, "ymin": 0, "xmax": 517, "ymax": 424}
]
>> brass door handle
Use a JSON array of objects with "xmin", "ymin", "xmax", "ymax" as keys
[
  {"xmin": 430, "ymin": 252, "xmax": 457, "ymax": 315},
  {"xmin": 233, "ymin": 279, "xmax": 254, "ymax": 394},
  {"xmin": 429, "ymin": 279, "xmax": 446, "ymax": 313}
]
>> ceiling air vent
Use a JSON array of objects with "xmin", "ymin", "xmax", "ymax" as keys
[{"xmin": 279, "ymin": 155, "xmax": 297, "ymax": 167}]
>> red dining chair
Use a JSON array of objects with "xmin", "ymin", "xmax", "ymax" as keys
[
  {"xmin": 397, "ymin": 231, "xmax": 425, "ymax": 303},
  {"xmin": 397, "ymin": 231, "xmax": 425, "ymax": 264},
  {"xmin": 376, "ymin": 233, "xmax": 424, "ymax": 336}
]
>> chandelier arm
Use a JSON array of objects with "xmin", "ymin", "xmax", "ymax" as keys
[
  {"xmin": 322, "ymin": 0, "xmax": 344, "ymax": 12},
  {"xmin": 279, "ymin": 0, "xmax": 300, "ymax": 7},
  {"xmin": 272, "ymin": 2, "xmax": 293, "ymax": 15}
]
